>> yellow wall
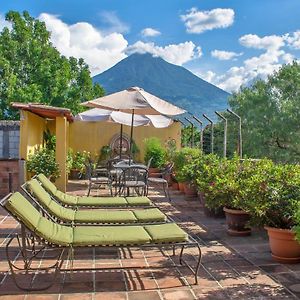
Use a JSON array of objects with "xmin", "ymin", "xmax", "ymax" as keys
[
  {"xmin": 19, "ymin": 111, "xmax": 46, "ymax": 159},
  {"xmin": 69, "ymin": 121, "xmax": 181, "ymax": 162}
]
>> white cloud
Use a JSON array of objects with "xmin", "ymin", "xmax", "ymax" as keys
[
  {"xmin": 99, "ymin": 11, "xmax": 129, "ymax": 34},
  {"xmin": 211, "ymin": 33, "xmax": 292, "ymax": 92},
  {"xmin": 39, "ymin": 13, "xmax": 128, "ymax": 75},
  {"xmin": 284, "ymin": 30, "xmax": 300, "ymax": 49},
  {"xmin": 126, "ymin": 41, "xmax": 202, "ymax": 65},
  {"xmin": 141, "ymin": 27, "xmax": 161, "ymax": 37},
  {"xmin": 239, "ymin": 34, "xmax": 284, "ymax": 51},
  {"xmin": 0, "ymin": 14, "xmax": 12, "ymax": 31},
  {"xmin": 194, "ymin": 70, "xmax": 216, "ymax": 83},
  {"xmin": 211, "ymin": 50, "xmax": 243, "ymax": 60},
  {"xmin": 181, "ymin": 8, "xmax": 234, "ymax": 34}
]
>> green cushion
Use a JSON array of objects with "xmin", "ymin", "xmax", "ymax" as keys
[
  {"xmin": 126, "ymin": 196, "xmax": 152, "ymax": 206},
  {"xmin": 55, "ymin": 190, "xmax": 78, "ymax": 205},
  {"xmin": 5, "ymin": 192, "xmax": 73, "ymax": 246},
  {"xmin": 74, "ymin": 210, "xmax": 137, "ymax": 223},
  {"xmin": 28, "ymin": 179, "xmax": 75, "ymax": 222},
  {"xmin": 37, "ymin": 217, "xmax": 73, "ymax": 246},
  {"xmin": 133, "ymin": 208, "xmax": 166, "ymax": 222},
  {"xmin": 5, "ymin": 192, "xmax": 41, "ymax": 232},
  {"xmin": 144, "ymin": 223, "xmax": 188, "ymax": 243},
  {"xmin": 77, "ymin": 196, "xmax": 128, "ymax": 207},
  {"xmin": 72, "ymin": 225, "xmax": 151, "ymax": 246},
  {"xmin": 37, "ymin": 174, "xmax": 57, "ymax": 195}
]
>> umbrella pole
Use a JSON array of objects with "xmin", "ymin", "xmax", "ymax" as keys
[
  {"xmin": 119, "ymin": 124, "xmax": 123, "ymax": 159},
  {"xmin": 129, "ymin": 109, "xmax": 135, "ymax": 165}
]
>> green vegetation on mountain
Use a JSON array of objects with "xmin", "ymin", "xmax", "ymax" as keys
[
  {"xmin": 93, "ymin": 53, "xmax": 229, "ymax": 117},
  {"xmin": 0, "ymin": 11, "xmax": 104, "ymax": 120}
]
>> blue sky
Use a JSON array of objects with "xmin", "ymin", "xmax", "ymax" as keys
[{"xmin": 1, "ymin": 0, "xmax": 300, "ymax": 92}]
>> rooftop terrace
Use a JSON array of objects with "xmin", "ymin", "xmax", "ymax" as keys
[{"xmin": 0, "ymin": 182, "xmax": 299, "ymax": 299}]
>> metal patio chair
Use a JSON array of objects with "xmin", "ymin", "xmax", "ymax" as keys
[
  {"xmin": 117, "ymin": 166, "xmax": 149, "ymax": 197},
  {"xmin": 85, "ymin": 159, "xmax": 112, "ymax": 196},
  {"xmin": 147, "ymin": 162, "xmax": 174, "ymax": 201}
]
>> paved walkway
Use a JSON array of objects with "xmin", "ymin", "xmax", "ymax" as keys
[{"xmin": 0, "ymin": 181, "xmax": 299, "ymax": 299}]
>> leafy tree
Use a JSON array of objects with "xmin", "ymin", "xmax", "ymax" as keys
[
  {"xmin": 229, "ymin": 62, "xmax": 300, "ymax": 163},
  {"xmin": 0, "ymin": 11, "xmax": 104, "ymax": 119}
]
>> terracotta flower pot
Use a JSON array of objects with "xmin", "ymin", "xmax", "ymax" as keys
[
  {"xmin": 178, "ymin": 182, "xmax": 185, "ymax": 192},
  {"xmin": 265, "ymin": 227, "xmax": 300, "ymax": 263},
  {"xmin": 223, "ymin": 207, "xmax": 251, "ymax": 236},
  {"xmin": 172, "ymin": 182, "xmax": 179, "ymax": 190},
  {"xmin": 69, "ymin": 169, "xmax": 80, "ymax": 180},
  {"xmin": 148, "ymin": 167, "xmax": 160, "ymax": 177},
  {"xmin": 183, "ymin": 182, "xmax": 198, "ymax": 198}
]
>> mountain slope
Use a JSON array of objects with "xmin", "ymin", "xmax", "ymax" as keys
[{"xmin": 93, "ymin": 53, "xmax": 230, "ymax": 117}]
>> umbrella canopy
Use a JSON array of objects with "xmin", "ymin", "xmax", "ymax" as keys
[
  {"xmin": 82, "ymin": 86, "xmax": 186, "ymax": 116},
  {"xmin": 75, "ymin": 108, "xmax": 173, "ymax": 128}
]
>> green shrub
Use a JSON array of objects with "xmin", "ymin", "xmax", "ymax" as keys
[
  {"xmin": 144, "ymin": 137, "xmax": 166, "ymax": 168},
  {"xmin": 294, "ymin": 208, "xmax": 300, "ymax": 241},
  {"xmin": 242, "ymin": 162, "xmax": 300, "ymax": 228},
  {"xmin": 174, "ymin": 148, "xmax": 202, "ymax": 183},
  {"xmin": 72, "ymin": 151, "xmax": 90, "ymax": 172},
  {"xmin": 27, "ymin": 148, "xmax": 60, "ymax": 180},
  {"xmin": 195, "ymin": 155, "xmax": 238, "ymax": 210},
  {"xmin": 99, "ymin": 145, "xmax": 112, "ymax": 162}
]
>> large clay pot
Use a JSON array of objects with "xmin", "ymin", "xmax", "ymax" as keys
[
  {"xmin": 178, "ymin": 182, "xmax": 185, "ymax": 192},
  {"xmin": 148, "ymin": 167, "xmax": 160, "ymax": 177},
  {"xmin": 223, "ymin": 207, "xmax": 251, "ymax": 236},
  {"xmin": 265, "ymin": 227, "xmax": 300, "ymax": 263},
  {"xmin": 172, "ymin": 182, "xmax": 179, "ymax": 190},
  {"xmin": 183, "ymin": 182, "xmax": 198, "ymax": 198},
  {"xmin": 69, "ymin": 169, "xmax": 80, "ymax": 180},
  {"xmin": 204, "ymin": 205, "xmax": 225, "ymax": 218},
  {"xmin": 202, "ymin": 196, "xmax": 225, "ymax": 218}
]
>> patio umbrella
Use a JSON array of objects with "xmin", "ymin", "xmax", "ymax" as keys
[
  {"xmin": 82, "ymin": 87, "xmax": 185, "ymax": 160},
  {"xmin": 75, "ymin": 108, "xmax": 173, "ymax": 158}
]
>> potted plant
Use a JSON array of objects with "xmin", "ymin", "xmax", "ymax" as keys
[
  {"xmin": 144, "ymin": 137, "xmax": 166, "ymax": 176},
  {"xmin": 99, "ymin": 145, "xmax": 112, "ymax": 162},
  {"xmin": 244, "ymin": 162, "xmax": 300, "ymax": 263},
  {"xmin": 195, "ymin": 154, "xmax": 225, "ymax": 218},
  {"xmin": 27, "ymin": 147, "xmax": 60, "ymax": 181},
  {"xmin": 180, "ymin": 148, "xmax": 202, "ymax": 198},
  {"xmin": 294, "ymin": 208, "xmax": 300, "ymax": 243},
  {"xmin": 69, "ymin": 150, "xmax": 90, "ymax": 179}
]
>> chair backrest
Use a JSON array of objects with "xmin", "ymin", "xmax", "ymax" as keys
[
  {"xmin": 121, "ymin": 166, "xmax": 148, "ymax": 184},
  {"xmin": 0, "ymin": 192, "xmax": 73, "ymax": 246},
  {"xmin": 146, "ymin": 157, "xmax": 154, "ymax": 169},
  {"xmin": 37, "ymin": 174, "xmax": 57, "ymax": 195},
  {"xmin": 161, "ymin": 162, "xmax": 174, "ymax": 179},
  {"xmin": 26, "ymin": 179, "xmax": 75, "ymax": 222}
]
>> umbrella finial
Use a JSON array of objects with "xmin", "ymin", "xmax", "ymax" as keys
[{"xmin": 127, "ymin": 86, "xmax": 143, "ymax": 92}]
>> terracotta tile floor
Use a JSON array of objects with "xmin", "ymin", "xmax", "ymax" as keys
[{"xmin": 0, "ymin": 180, "xmax": 300, "ymax": 299}]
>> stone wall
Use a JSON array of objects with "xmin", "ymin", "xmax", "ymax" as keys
[
  {"xmin": 0, "ymin": 159, "xmax": 20, "ymax": 197},
  {"xmin": 0, "ymin": 121, "xmax": 20, "ymax": 159}
]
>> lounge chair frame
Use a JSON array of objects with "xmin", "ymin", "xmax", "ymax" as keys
[
  {"xmin": 1, "ymin": 193, "xmax": 202, "ymax": 291},
  {"xmin": 21, "ymin": 181, "xmax": 170, "ymax": 226}
]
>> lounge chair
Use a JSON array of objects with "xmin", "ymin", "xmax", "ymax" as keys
[
  {"xmin": 1, "ymin": 192, "xmax": 202, "ymax": 290},
  {"xmin": 23, "ymin": 179, "xmax": 167, "ymax": 224},
  {"xmin": 36, "ymin": 173, "xmax": 152, "ymax": 207}
]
